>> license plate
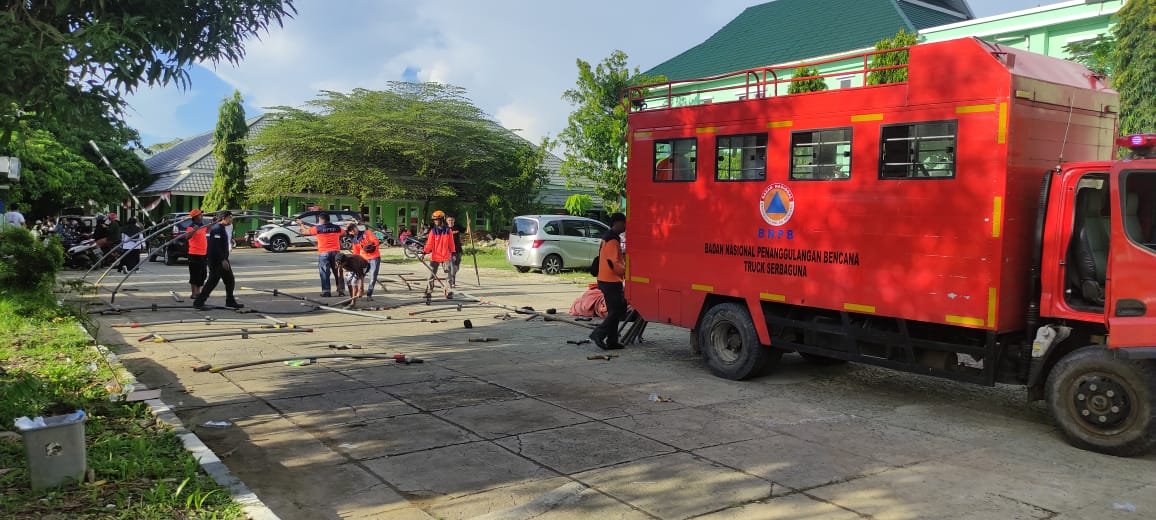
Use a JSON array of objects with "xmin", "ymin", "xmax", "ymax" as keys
[{"xmin": 511, "ymin": 248, "xmax": 524, "ymax": 255}]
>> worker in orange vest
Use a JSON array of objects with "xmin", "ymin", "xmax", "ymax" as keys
[
  {"xmin": 590, "ymin": 212, "xmax": 627, "ymax": 350},
  {"xmin": 422, "ymin": 210, "xmax": 457, "ymax": 297},
  {"xmin": 347, "ymin": 222, "xmax": 382, "ymax": 299},
  {"xmin": 176, "ymin": 209, "xmax": 210, "ymax": 299},
  {"xmin": 298, "ymin": 213, "xmax": 345, "ymax": 297}
]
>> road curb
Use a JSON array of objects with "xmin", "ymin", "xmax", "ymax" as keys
[{"xmin": 85, "ymin": 331, "xmax": 280, "ymax": 520}]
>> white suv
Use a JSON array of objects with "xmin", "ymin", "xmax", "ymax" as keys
[
  {"xmin": 254, "ymin": 210, "xmax": 363, "ymax": 252},
  {"xmin": 506, "ymin": 215, "xmax": 609, "ymax": 274}
]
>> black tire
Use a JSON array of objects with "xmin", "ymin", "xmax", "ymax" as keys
[
  {"xmin": 515, "ymin": 266, "xmax": 532, "ymax": 273},
  {"xmin": 1046, "ymin": 346, "xmax": 1156, "ymax": 456},
  {"xmin": 269, "ymin": 235, "xmax": 290, "ymax": 253},
  {"xmin": 800, "ymin": 352, "xmax": 848, "ymax": 365},
  {"xmin": 542, "ymin": 254, "xmax": 563, "ymax": 275},
  {"xmin": 148, "ymin": 248, "xmax": 159, "ymax": 262},
  {"xmin": 163, "ymin": 248, "xmax": 176, "ymax": 265},
  {"xmin": 698, "ymin": 302, "xmax": 781, "ymax": 380}
]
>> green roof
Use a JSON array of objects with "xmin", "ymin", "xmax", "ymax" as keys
[{"xmin": 645, "ymin": 0, "xmax": 971, "ymax": 81}]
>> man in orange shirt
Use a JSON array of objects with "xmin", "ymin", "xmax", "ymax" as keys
[
  {"xmin": 422, "ymin": 210, "xmax": 457, "ymax": 297},
  {"xmin": 176, "ymin": 209, "xmax": 210, "ymax": 299},
  {"xmin": 347, "ymin": 223, "xmax": 381, "ymax": 299},
  {"xmin": 591, "ymin": 213, "xmax": 627, "ymax": 350},
  {"xmin": 298, "ymin": 213, "xmax": 345, "ymax": 297}
]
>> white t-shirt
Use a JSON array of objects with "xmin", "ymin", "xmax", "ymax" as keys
[{"xmin": 3, "ymin": 210, "xmax": 25, "ymax": 227}]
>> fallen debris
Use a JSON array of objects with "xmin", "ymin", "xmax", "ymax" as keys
[
  {"xmin": 191, "ymin": 353, "xmax": 400, "ymax": 373},
  {"xmin": 587, "ymin": 354, "xmax": 618, "ymax": 361},
  {"xmin": 468, "ymin": 337, "xmax": 499, "ymax": 343},
  {"xmin": 201, "ymin": 421, "xmax": 232, "ymax": 428}
]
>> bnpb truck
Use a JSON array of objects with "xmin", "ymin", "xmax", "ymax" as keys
[{"xmin": 624, "ymin": 38, "xmax": 1156, "ymax": 456}]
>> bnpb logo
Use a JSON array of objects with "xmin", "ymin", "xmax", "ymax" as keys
[{"xmin": 759, "ymin": 183, "xmax": 795, "ymax": 226}]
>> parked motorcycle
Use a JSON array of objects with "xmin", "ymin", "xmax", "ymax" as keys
[{"xmin": 63, "ymin": 236, "xmax": 102, "ymax": 269}]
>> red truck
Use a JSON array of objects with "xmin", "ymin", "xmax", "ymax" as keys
[{"xmin": 624, "ymin": 37, "xmax": 1155, "ymax": 456}]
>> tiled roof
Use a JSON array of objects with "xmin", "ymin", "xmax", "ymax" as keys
[
  {"xmin": 645, "ymin": 0, "xmax": 970, "ymax": 81},
  {"xmin": 140, "ymin": 170, "xmax": 215, "ymax": 195},
  {"xmin": 144, "ymin": 115, "xmax": 270, "ymax": 175}
]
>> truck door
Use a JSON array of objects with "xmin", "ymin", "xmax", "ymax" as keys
[
  {"xmin": 1106, "ymin": 166, "xmax": 1156, "ymax": 348},
  {"xmin": 1053, "ymin": 170, "xmax": 1110, "ymax": 316}
]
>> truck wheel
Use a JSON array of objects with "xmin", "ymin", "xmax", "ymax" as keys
[
  {"xmin": 1046, "ymin": 346, "xmax": 1156, "ymax": 456},
  {"xmin": 269, "ymin": 235, "xmax": 290, "ymax": 253},
  {"xmin": 541, "ymin": 254, "xmax": 563, "ymax": 275},
  {"xmin": 699, "ymin": 302, "xmax": 781, "ymax": 380},
  {"xmin": 800, "ymin": 353, "xmax": 848, "ymax": 365}
]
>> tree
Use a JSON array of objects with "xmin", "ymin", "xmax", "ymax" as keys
[
  {"xmin": 248, "ymin": 83, "xmax": 547, "ymax": 221},
  {"xmin": 558, "ymin": 51, "xmax": 665, "ymax": 212},
  {"xmin": 1113, "ymin": 0, "xmax": 1156, "ymax": 136},
  {"xmin": 787, "ymin": 66, "xmax": 828, "ymax": 94},
  {"xmin": 0, "ymin": 0, "xmax": 295, "ymax": 145},
  {"xmin": 1063, "ymin": 34, "xmax": 1116, "ymax": 78},
  {"xmin": 202, "ymin": 91, "xmax": 249, "ymax": 211},
  {"xmin": 867, "ymin": 29, "xmax": 918, "ymax": 85},
  {"xmin": 564, "ymin": 194, "xmax": 594, "ymax": 217}
]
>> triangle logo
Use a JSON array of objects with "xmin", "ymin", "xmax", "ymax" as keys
[{"xmin": 766, "ymin": 192, "xmax": 787, "ymax": 214}]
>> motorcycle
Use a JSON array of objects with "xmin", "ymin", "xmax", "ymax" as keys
[
  {"xmin": 402, "ymin": 235, "xmax": 425, "ymax": 259},
  {"xmin": 63, "ymin": 236, "xmax": 102, "ymax": 269}
]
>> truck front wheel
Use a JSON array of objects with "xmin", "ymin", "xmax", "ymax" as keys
[
  {"xmin": 699, "ymin": 302, "xmax": 781, "ymax": 380},
  {"xmin": 1046, "ymin": 346, "xmax": 1156, "ymax": 456}
]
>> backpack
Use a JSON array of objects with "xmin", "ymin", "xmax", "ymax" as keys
[{"xmin": 589, "ymin": 255, "xmax": 599, "ymax": 276}]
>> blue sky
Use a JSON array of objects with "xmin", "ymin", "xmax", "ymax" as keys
[{"xmin": 124, "ymin": 0, "xmax": 1062, "ymax": 147}]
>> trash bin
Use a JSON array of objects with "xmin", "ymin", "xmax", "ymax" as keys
[{"xmin": 19, "ymin": 413, "xmax": 87, "ymax": 491}]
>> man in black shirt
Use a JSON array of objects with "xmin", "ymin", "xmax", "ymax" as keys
[
  {"xmin": 446, "ymin": 215, "xmax": 466, "ymax": 288},
  {"xmin": 192, "ymin": 212, "xmax": 243, "ymax": 310}
]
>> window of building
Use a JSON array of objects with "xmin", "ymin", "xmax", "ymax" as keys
[
  {"xmin": 790, "ymin": 128, "xmax": 852, "ymax": 180},
  {"xmin": 880, "ymin": 121, "xmax": 957, "ymax": 179},
  {"xmin": 654, "ymin": 138, "xmax": 697, "ymax": 182},
  {"xmin": 838, "ymin": 76, "xmax": 854, "ymax": 89},
  {"xmin": 716, "ymin": 134, "xmax": 767, "ymax": 181}
]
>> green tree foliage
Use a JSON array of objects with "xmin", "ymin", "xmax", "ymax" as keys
[
  {"xmin": 202, "ymin": 91, "xmax": 249, "ymax": 211},
  {"xmin": 0, "ymin": 0, "xmax": 295, "ymax": 145},
  {"xmin": 0, "ymin": 226, "xmax": 63, "ymax": 293},
  {"xmin": 787, "ymin": 66, "xmax": 828, "ymax": 94},
  {"xmin": 564, "ymin": 194, "xmax": 594, "ymax": 217},
  {"xmin": 558, "ymin": 51, "xmax": 665, "ymax": 212},
  {"xmin": 1063, "ymin": 34, "xmax": 1116, "ymax": 78},
  {"xmin": 866, "ymin": 29, "xmax": 918, "ymax": 85},
  {"xmin": 1113, "ymin": 0, "xmax": 1156, "ymax": 136},
  {"xmin": 248, "ymin": 83, "xmax": 547, "ymax": 222}
]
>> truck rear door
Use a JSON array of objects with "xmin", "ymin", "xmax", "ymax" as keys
[{"xmin": 1107, "ymin": 164, "xmax": 1156, "ymax": 348}]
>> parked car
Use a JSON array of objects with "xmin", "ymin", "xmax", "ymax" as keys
[
  {"xmin": 253, "ymin": 210, "xmax": 365, "ymax": 252},
  {"xmin": 153, "ymin": 212, "xmax": 190, "ymax": 265},
  {"xmin": 506, "ymin": 215, "xmax": 609, "ymax": 275}
]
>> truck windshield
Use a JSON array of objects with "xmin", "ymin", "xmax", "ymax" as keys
[{"xmin": 1122, "ymin": 170, "xmax": 1156, "ymax": 251}]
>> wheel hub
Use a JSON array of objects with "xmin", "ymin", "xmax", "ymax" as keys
[
  {"xmin": 1073, "ymin": 375, "xmax": 1131, "ymax": 429},
  {"xmin": 711, "ymin": 324, "xmax": 742, "ymax": 363}
]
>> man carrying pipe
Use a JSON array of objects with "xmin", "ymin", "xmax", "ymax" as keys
[
  {"xmin": 193, "ymin": 211, "xmax": 244, "ymax": 311},
  {"xmin": 422, "ymin": 210, "xmax": 456, "ymax": 298},
  {"xmin": 298, "ymin": 213, "xmax": 344, "ymax": 298},
  {"xmin": 176, "ymin": 209, "xmax": 210, "ymax": 300}
]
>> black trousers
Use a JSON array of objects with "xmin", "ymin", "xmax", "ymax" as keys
[
  {"xmin": 195, "ymin": 260, "xmax": 235, "ymax": 305},
  {"xmin": 594, "ymin": 281, "xmax": 627, "ymax": 345}
]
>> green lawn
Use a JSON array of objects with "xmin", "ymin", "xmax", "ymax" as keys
[{"xmin": 0, "ymin": 289, "xmax": 243, "ymax": 519}]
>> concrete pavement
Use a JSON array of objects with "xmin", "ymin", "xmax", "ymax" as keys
[{"xmin": 82, "ymin": 247, "xmax": 1155, "ymax": 520}]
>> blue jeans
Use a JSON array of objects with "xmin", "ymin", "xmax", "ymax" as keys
[
  {"xmin": 318, "ymin": 251, "xmax": 339, "ymax": 294},
  {"xmin": 365, "ymin": 258, "xmax": 380, "ymax": 296}
]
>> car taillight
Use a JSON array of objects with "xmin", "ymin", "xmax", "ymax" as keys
[{"xmin": 531, "ymin": 240, "xmax": 544, "ymax": 248}]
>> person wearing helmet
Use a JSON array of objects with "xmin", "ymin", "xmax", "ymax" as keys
[
  {"xmin": 105, "ymin": 212, "xmax": 120, "ymax": 249},
  {"xmin": 93, "ymin": 214, "xmax": 111, "ymax": 251},
  {"xmin": 422, "ymin": 210, "xmax": 457, "ymax": 297}
]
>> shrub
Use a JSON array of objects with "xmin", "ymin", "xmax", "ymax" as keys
[
  {"xmin": 0, "ymin": 226, "xmax": 63, "ymax": 292},
  {"xmin": 867, "ymin": 29, "xmax": 918, "ymax": 85},
  {"xmin": 788, "ymin": 66, "xmax": 827, "ymax": 94}
]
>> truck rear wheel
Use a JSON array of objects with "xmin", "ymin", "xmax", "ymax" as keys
[
  {"xmin": 1046, "ymin": 346, "xmax": 1156, "ymax": 456},
  {"xmin": 699, "ymin": 302, "xmax": 781, "ymax": 380}
]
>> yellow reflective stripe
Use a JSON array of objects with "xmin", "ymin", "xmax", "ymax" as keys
[
  {"xmin": 760, "ymin": 293, "xmax": 786, "ymax": 302},
  {"xmin": 767, "ymin": 120, "xmax": 794, "ymax": 128},
  {"xmin": 630, "ymin": 276, "xmax": 650, "ymax": 284},
  {"xmin": 956, "ymin": 104, "xmax": 996, "ymax": 114},
  {"xmin": 987, "ymin": 288, "xmax": 998, "ymax": 328},
  {"xmin": 844, "ymin": 303, "xmax": 876, "ymax": 313},
  {"xmin": 633, "ymin": 131, "xmax": 653, "ymax": 140},
  {"xmin": 997, "ymin": 102, "xmax": 1008, "ymax": 144},
  {"xmin": 946, "ymin": 315, "xmax": 986, "ymax": 327},
  {"xmin": 691, "ymin": 284, "xmax": 714, "ymax": 292},
  {"xmin": 696, "ymin": 127, "xmax": 717, "ymax": 134},
  {"xmin": 992, "ymin": 196, "xmax": 1003, "ymax": 238},
  {"xmin": 851, "ymin": 113, "xmax": 884, "ymax": 122}
]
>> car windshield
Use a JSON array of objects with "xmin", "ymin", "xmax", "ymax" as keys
[{"xmin": 513, "ymin": 218, "xmax": 538, "ymax": 236}]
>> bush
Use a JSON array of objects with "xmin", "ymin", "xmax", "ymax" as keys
[
  {"xmin": 867, "ymin": 29, "xmax": 918, "ymax": 85},
  {"xmin": 788, "ymin": 66, "xmax": 827, "ymax": 94},
  {"xmin": 0, "ymin": 226, "xmax": 63, "ymax": 292}
]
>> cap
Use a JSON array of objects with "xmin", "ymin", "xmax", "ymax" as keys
[
  {"xmin": 189, "ymin": 209, "xmax": 202, "ymax": 218},
  {"xmin": 108, "ymin": 213, "xmax": 117, "ymax": 220},
  {"xmin": 609, "ymin": 213, "xmax": 626, "ymax": 224},
  {"xmin": 431, "ymin": 210, "xmax": 446, "ymax": 219}
]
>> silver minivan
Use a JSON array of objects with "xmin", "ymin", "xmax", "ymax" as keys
[{"xmin": 507, "ymin": 215, "xmax": 609, "ymax": 274}]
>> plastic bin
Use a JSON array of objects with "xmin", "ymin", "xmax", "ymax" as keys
[{"xmin": 20, "ymin": 414, "xmax": 87, "ymax": 491}]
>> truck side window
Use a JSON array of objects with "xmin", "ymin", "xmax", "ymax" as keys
[
  {"xmin": 880, "ymin": 121, "xmax": 957, "ymax": 179},
  {"xmin": 654, "ymin": 138, "xmax": 697, "ymax": 182},
  {"xmin": 1122, "ymin": 171, "xmax": 1156, "ymax": 250},
  {"xmin": 790, "ymin": 128, "xmax": 852, "ymax": 180},
  {"xmin": 716, "ymin": 134, "xmax": 767, "ymax": 181}
]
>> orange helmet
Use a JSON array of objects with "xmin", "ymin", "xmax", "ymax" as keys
[{"xmin": 431, "ymin": 210, "xmax": 446, "ymax": 219}]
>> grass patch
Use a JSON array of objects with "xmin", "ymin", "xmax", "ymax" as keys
[{"xmin": 0, "ymin": 289, "xmax": 243, "ymax": 519}]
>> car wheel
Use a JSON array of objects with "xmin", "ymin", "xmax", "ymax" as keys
[
  {"xmin": 269, "ymin": 235, "xmax": 290, "ymax": 253},
  {"xmin": 541, "ymin": 254, "xmax": 563, "ymax": 275},
  {"xmin": 163, "ymin": 248, "xmax": 175, "ymax": 265},
  {"xmin": 515, "ymin": 266, "xmax": 531, "ymax": 273},
  {"xmin": 1046, "ymin": 346, "xmax": 1156, "ymax": 456},
  {"xmin": 699, "ymin": 302, "xmax": 781, "ymax": 380}
]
